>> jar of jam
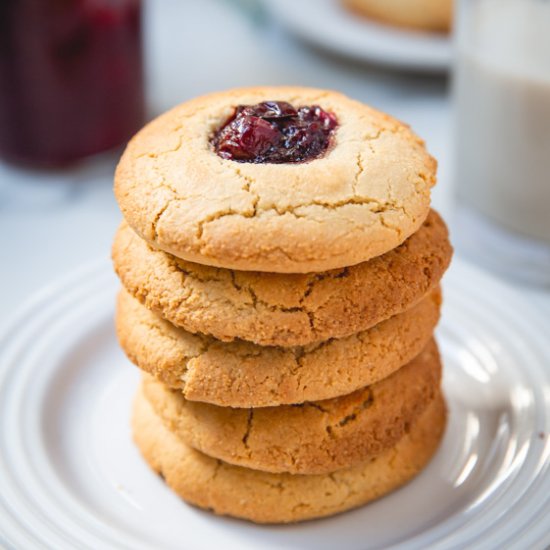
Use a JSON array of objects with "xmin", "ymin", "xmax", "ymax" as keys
[{"xmin": 0, "ymin": 0, "xmax": 144, "ymax": 167}]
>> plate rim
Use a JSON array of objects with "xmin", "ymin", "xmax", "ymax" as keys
[
  {"xmin": 262, "ymin": 0, "xmax": 452, "ymax": 72},
  {"xmin": 0, "ymin": 257, "xmax": 549, "ymax": 550}
]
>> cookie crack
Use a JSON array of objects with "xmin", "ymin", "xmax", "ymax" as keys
[
  {"xmin": 140, "ymin": 122, "xmax": 427, "ymax": 247},
  {"xmin": 228, "ymin": 270, "xmax": 242, "ymax": 292},
  {"xmin": 379, "ymin": 212, "xmax": 407, "ymax": 238},
  {"xmin": 241, "ymin": 410, "xmax": 254, "ymax": 450},
  {"xmin": 151, "ymin": 202, "xmax": 172, "ymax": 240},
  {"xmin": 138, "ymin": 317, "xmax": 209, "ymax": 359},
  {"xmin": 305, "ymin": 310, "xmax": 316, "ymax": 334},
  {"xmin": 138, "ymin": 213, "xmax": 444, "ymax": 337},
  {"xmin": 260, "ymin": 196, "xmax": 401, "ymax": 217},
  {"xmin": 196, "ymin": 208, "xmax": 243, "ymax": 240},
  {"xmin": 291, "ymin": 390, "xmax": 375, "ymax": 433},
  {"xmin": 301, "ymin": 402, "xmax": 330, "ymax": 414},
  {"xmin": 234, "ymin": 166, "xmax": 259, "ymax": 217},
  {"xmin": 352, "ymin": 151, "xmax": 365, "ymax": 196},
  {"xmin": 335, "ymin": 392, "xmax": 375, "ymax": 428},
  {"xmin": 193, "ymin": 193, "xmax": 405, "ymax": 243},
  {"xmin": 168, "ymin": 253, "xmax": 316, "ymax": 319},
  {"xmin": 299, "ymin": 267, "xmax": 349, "ymax": 305}
]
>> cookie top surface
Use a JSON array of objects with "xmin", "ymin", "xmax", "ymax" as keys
[
  {"xmin": 141, "ymin": 339, "xmax": 441, "ymax": 474},
  {"xmin": 133, "ymin": 387, "xmax": 446, "ymax": 523},
  {"xmin": 115, "ymin": 86, "xmax": 436, "ymax": 273},
  {"xmin": 112, "ymin": 209, "xmax": 452, "ymax": 347},
  {"xmin": 117, "ymin": 288, "xmax": 441, "ymax": 407}
]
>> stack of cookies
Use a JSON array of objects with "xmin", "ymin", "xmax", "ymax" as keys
[{"xmin": 112, "ymin": 87, "xmax": 452, "ymax": 524}]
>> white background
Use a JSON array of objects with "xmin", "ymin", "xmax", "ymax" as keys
[{"xmin": 0, "ymin": 0, "xmax": 548, "ymax": 322}]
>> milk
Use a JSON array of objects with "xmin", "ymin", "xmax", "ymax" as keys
[{"xmin": 454, "ymin": 0, "xmax": 550, "ymax": 244}]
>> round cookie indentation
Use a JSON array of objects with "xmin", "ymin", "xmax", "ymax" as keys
[
  {"xmin": 211, "ymin": 101, "xmax": 338, "ymax": 164},
  {"xmin": 141, "ymin": 340, "xmax": 442, "ymax": 475},
  {"xmin": 132, "ymin": 387, "xmax": 447, "ymax": 524},
  {"xmin": 116, "ymin": 287, "xmax": 441, "ymax": 407},
  {"xmin": 114, "ymin": 86, "xmax": 436, "ymax": 273},
  {"xmin": 112, "ymin": 209, "xmax": 452, "ymax": 347}
]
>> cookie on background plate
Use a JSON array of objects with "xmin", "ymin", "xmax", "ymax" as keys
[
  {"xmin": 133, "ymin": 387, "xmax": 447, "ymax": 524},
  {"xmin": 343, "ymin": 0, "xmax": 453, "ymax": 33},
  {"xmin": 116, "ymin": 287, "xmax": 441, "ymax": 407},
  {"xmin": 114, "ymin": 86, "xmax": 436, "ymax": 273},
  {"xmin": 140, "ymin": 340, "xmax": 442, "ymax": 475},
  {"xmin": 112, "ymin": 209, "xmax": 451, "ymax": 347}
]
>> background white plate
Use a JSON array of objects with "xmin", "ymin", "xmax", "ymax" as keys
[
  {"xmin": 263, "ymin": 0, "xmax": 452, "ymax": 72},
  {"xmin": 0, "ymin": 258, "xmax": 549, "ymax": 550}
]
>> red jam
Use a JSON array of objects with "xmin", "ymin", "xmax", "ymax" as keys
[
  {"xmin": 212, "ymin": 101, "xmax": 338, "ymax": 164},
  {"xmin": 0, "ymin": 0, "xmax": 144, "ymax": 166}
]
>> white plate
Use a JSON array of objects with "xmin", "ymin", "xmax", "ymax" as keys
[
  {"xmin": 0, "ymin": 258, "xmax": 549, "ymax": 550},
  {"xmin": 263, "ymin": 0, "xmax": 451, "ymax": 72}
]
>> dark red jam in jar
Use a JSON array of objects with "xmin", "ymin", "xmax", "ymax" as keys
[
  {"xmin": 0, "ymin": 0, "xmax": 144, "ymax": 166},
  {"xmin": 212, "ymin": 101, "xmax": 338, "ymax": 164}
]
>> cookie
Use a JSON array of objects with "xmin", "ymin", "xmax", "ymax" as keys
[
  {"xmin": 343, "ymin": 0, "xmax": 453, "ymax": 33},
  {"xmin": 112, "ymin": 209, "xmax": 451, "ymax": 347},
  {"xmin": 133, "ymin": 386, "xmax": 446, "ymax": 524},
  {"xmin": 116, "ymin": 287, "xmax": 440, "ymax": 407},
  {"xmin": 114, "ymin": 86, "xmax": 436, "ymax": 273},
  {"xmin": 141, "ymin": 340, "xmax": 441, "ymax": 475}
]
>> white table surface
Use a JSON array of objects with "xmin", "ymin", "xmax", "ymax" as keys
[{"xmin": 0, "ymin": 0, "xmax": 548, "ymax": 325}]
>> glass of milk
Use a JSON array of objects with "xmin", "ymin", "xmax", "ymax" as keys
[{"xmin": 453, "ymin": 0, "xmax": 550, "ymax": 286}]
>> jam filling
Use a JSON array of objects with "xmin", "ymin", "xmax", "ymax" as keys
[{"xmin": 212, "ymin": 101, "xmax": 337, "ymax": 164}]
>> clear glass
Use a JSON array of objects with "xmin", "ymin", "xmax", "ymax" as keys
[
  {"xmin": 0, "ymin": 0, "xmax": 144, "ymax": 167},
  {"xmin": 453, "ymin": 0, "xmax": 550, "ymax": 286}
]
